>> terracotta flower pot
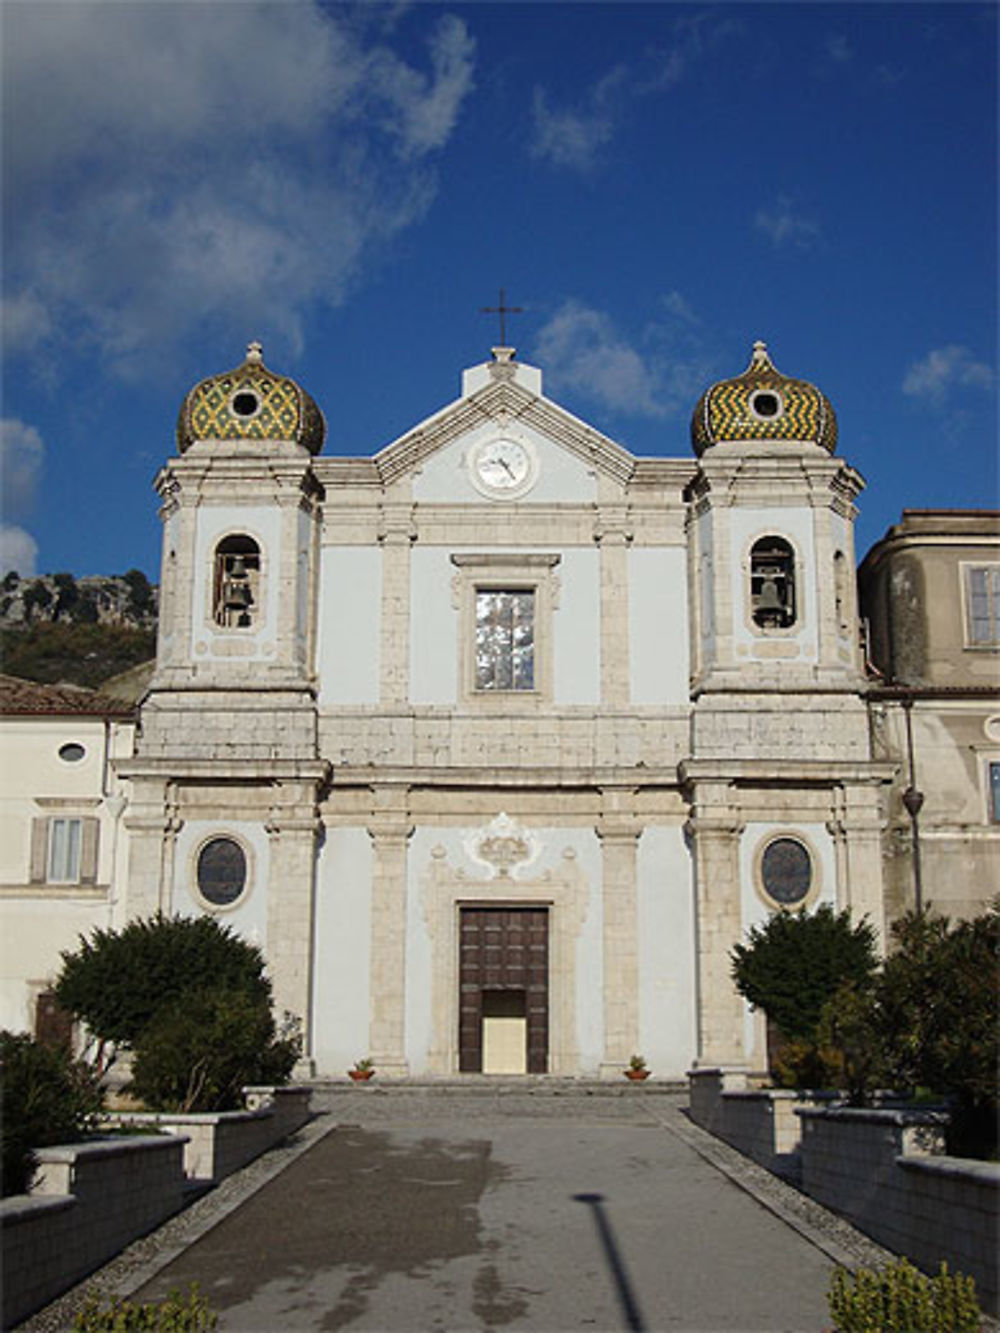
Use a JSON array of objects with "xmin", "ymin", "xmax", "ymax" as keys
[
  {"xmin": 348, "ymin": 1069, "xmax": 374, "ymax": 1082},
  {"xmin": 624, "ymin": 1068, "xmax": 650, "ymax": 1081}
]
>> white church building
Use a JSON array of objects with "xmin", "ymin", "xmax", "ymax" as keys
[{"xmin": 97, "ymin": 335, "xmax": 893, "ymax": 1081}]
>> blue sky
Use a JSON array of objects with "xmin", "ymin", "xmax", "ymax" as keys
[{"xmin": 2, "ymin": 1, "xmax": 996, "ymax": 580}]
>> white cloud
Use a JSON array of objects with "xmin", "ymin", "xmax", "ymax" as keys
[
  {"xmin": 529, "ymin": 75, "xmax": 621, "ymax": 173},
  {"xmin": 533, "ymin": 296, "xmax": 713, "ymax": 423},
  {"xmin": 2, "ymin": 3, "xmax": 475, "ymax": 374},
  {"xmin": 902, "ymin": 346, "xmax": 995, "ymax": 403},
  {"xmin": 754, "ymin": 195, "xmax": 822, "ymax": 250},
  {"xmin": 0, "ymin": 526, "xmax": 39, "ymax": 578},
  {"xmin": 0, "ymin": 418, "xmax": 45, "ymax": 519}
]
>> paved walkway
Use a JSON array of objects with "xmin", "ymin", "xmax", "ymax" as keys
[{"xmin": 116, "ymin": 1090, "xmax": 864, "ymax": 1332}]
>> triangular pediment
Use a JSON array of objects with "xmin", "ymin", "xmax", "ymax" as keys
[{"xmin": 374, "ymin": 360, "xmax": 635, "ymax": 488}]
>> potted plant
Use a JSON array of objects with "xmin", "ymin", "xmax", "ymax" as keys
[
  {"xmin": 624, "ymin": 1055, "xmax": 649, "ymax": 1082},
  {"xmin": 348, "ymin": 1058, "xmax": 374, "ymax": 1083}
]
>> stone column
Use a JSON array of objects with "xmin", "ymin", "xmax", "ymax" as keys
[
  {"xmin": 687, "ymin": 785, "xmax": 745, "ymax": 1067},
  {"xmin": 120, "ymin": 777, "xmax": 180, "ymax": 920},
  {"xmin": 598, "ymin": 790, "xmax": 640, "ymax": 1074},
  {"xmin": 836, "ymin": 783, "xmax": 887, "ymax": 951},
  {"xmin": 379, "ymin": 486, "xmax": 414, "ymax": 707},
  {"xmin": 266, "ymin": 781, "xmax": 322, "ymax": 1073},
  {"xmin": 367, "ymin": 786, "xmax": 412, "ymax": 1075},
  {"xmin": 595, "ymin": 484, "xmax": 631, "ymax": 707}
]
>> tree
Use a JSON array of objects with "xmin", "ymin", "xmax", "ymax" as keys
[
  {"xmin": 0, "ymin": 1031, "xmax": 104, "ymax": 1196},
  {"xmin": 55, "ymin": 914, "xmax": 272, "ymax": 1060},
  {"xmin": 874, "ymin": 906, "xmax": 998, "ymax": 1157},
  {"xmin": 730, "ymin": 905, "xmax": 879, "ymax": 1086},
  {"xmin": 54, "ymin": 914, "xmax": 299, "ymax": 1113}
]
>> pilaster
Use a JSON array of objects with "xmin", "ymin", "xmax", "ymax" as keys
[
  {"xmin": 379, "ymin": 484, "xmax": 415, "ymax": 707},
  {"xmin": 829, "ymin": 783, "xmax": 887, "ymax": 950},
  {"xmin": 266, "ymin": 781, "xmax": 322, "ymax": 1070},
  {"xmin": 367, "ymin": 786, "xmax": 413, "ymax": 1074},
  {"xmin": 686, "ymin": 787, "xmax": 745, "ymax": 1067},
  {"xmin": 597, "ymin": 788, "xmax": 640, "ymax": 1072},
  {"xmin": 120, "ymin": 778, "xmax": 181, "ymax": 919},
  {"xmin": 595, "ymin": 481, "xmax": 632, "ymax": 706}
]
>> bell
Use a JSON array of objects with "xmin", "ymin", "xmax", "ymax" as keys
[
  {"xmin": 756, "ymin": 577, "xmax": 785, "ymax": 614},
  {"xmin": 230, "ymin": 557, "xmax": 247, "ymax": 579}
]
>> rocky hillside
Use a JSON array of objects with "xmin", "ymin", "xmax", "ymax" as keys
[{"xmin": 0, "ymin": 571, "xmax": 158, "ymax": 689}]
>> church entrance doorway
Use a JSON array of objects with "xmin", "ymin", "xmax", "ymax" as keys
[{"xmin": 459, "ymin": 907, "xmax": 548, "ymax": 1073}]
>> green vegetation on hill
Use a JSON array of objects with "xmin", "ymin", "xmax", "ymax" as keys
[{"xmin": 0, "ymin": 622, "xmax": 156, "ymax": 689}]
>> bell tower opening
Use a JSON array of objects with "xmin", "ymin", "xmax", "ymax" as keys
[
  {"xmin": 213, "ymin": 533, "xmax": 260, "ymax": 629},
  {"xmin": 750, "ymin": 536, "xmax": 796, "ymax": 629}
]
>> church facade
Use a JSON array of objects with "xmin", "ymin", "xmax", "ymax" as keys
[{"xmin": 115, "ymin": 339, "xmax": 895, "ymax": 1079}]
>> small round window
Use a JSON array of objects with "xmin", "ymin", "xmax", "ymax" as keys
[
  {"xmin": 760, "ymin": 837, "xmax": 812, "ymax": 907},
  {"xmin": 58, "ymin": 742, "xmax": 86, "ymax": 763},
  {"xmin": 230, "ymin": 390, "xmax": 260, "ymax": 419},
  {"xmin": 750, "ymin": 390, "xmax": 783, "ymax": 421},
  {"xmin": 196, "ymin": 837, "xmax": 248, "ymax": 907}
]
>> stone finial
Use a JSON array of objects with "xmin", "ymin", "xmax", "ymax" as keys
[
  {"xmin": 492, "ymin": 346, "xmax": 516, "ymax": 363},
  {"xmin": 751, "ymin": 339, "xmax": 770, "ymax": 365},
  {"xmin": 246, "ymin": 340, "xmax": 264, "ymax": 364}
]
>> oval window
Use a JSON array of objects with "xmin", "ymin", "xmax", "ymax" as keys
[
  {"xmin": 231, "ymin": 390, "xmax": 260, "ymax": 418},
  {"xmin": 760, "ymin": 837, "xmax": 812, "ymax": 906},
  {"xmin": 58, "ymin": 742, "xmax": 86, "ymax": 763},
  {"xmin": 196, "ymin": 837, "xmax": 247, "ymax": 907}
]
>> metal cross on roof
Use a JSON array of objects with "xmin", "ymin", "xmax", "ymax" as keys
[{"xmin": 480, "ymin": 288, "xmax": 523, "ymax": 346}]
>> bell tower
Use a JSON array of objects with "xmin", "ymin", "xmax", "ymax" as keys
[{"xmin": 683, "ymin": 342, "xmax": 886, "ymax": 1069}]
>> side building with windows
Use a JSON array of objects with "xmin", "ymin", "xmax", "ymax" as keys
[
  {"xmin": 858, "ymin": 509, "xmax": 1000, "ymax": 920},
  {"xmin": 110, "ymin": 337, "xmax": 904, "ymax": 1080},
  {"xmin": 0, "ymin": 676, "xmax": 134, "ymax": 1038}
]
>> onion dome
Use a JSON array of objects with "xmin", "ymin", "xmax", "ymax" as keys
[
  {"xmin": 176, "ymin": 341, "xmax": 326, "ymax": 454},
  {"xmin": 691, "ymin": 341, "xmax": 837, "ymax": 456}
]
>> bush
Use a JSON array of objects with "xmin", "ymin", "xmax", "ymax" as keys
[
  {"xmin": 870, "ymin": 905, "xmax": 998, "ymax": 1156},
  {"xmin": 828, "ymin": 1259, "xmax": 980, "ymax": 1332},
  {"xmin": 56, "ymin": 914, "xmax": 273, "ymax": 1059},
  {"xmin": 0, "ymin": 1031, "xmax": 104, "ymax": 1196},
  {"xmin": 129, "ymin": 989, "xmax": 300, "ymax": 1113},
  {"xmin": 73, "ymin": 1284, "xmax": 217, "ymax": 1331},
  {"xmin": 730, "ymin": 905, "xmax": 879, "ymax": 1085}
]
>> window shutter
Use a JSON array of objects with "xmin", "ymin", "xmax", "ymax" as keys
[
  {"xmin": 30, "ymin": 817, "xmax": 48, "ymax": 882},
  {"xmin": 80, "ymin": 818, "xmax": 100, "ymax": 884}
]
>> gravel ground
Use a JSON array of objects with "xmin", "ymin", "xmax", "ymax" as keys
[{"xmin": 14, "ymin": 1091, "xmax": 998, "ymax": 1332}]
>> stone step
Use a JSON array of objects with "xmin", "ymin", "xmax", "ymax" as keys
[{"xmin": 305, "ymin": 1076, "xmax": 687, "ymax": 1097}]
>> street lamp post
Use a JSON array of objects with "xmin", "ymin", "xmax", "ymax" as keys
[{"xmin": 901, "ymin": 698, "xmax": 924, "ymax": 914}]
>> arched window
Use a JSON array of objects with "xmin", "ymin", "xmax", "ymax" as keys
[
  {"xmin": 750, "ymin": 536, "xmax": 796, "ymax": 629},
  {"xmin": 213, "ymin": 534, "xmax": 260, "ymax": 629}
]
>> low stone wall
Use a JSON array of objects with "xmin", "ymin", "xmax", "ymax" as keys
[
  {"xmin": 798, "ymin": 1107, "xmax": 999, "ymax": 1314},
  {"xmin": 1, "ymin": 1135, "xmax": 186, "ymax": 1330},
  {"xmin": 111, "ymin": 1085, "xmax": 313, "ymax": 1181},
  {"xmin": 1, "ymin": 1085, "xmax": 313, "ymax": 1328},
  {"xmin": 687, "ymin": 1067, "xmax": 829, "ymax": 1177}
]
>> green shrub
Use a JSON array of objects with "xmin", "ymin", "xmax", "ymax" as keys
[
  {"xmin": 56, "ymin": 914, "xmax": 273, "ymax": 1059},
  {"xmin": 0, "ymin": 1031, "xmax": 104, "ymax": 1196},
  {"xmin": 828, "ymin": 1259, "xmax": 980, "ymax": 1332},
  {"xmin": 730, "ymin": 904, "xmax": 879, "ymax": 1085},
  {"xmin": 72, "ymin": 1284, "xmax": 217, "ymax": 1331},
  {"xmin": 129, "ymin": 989, "xmax": 300, "ymax": 1113}
]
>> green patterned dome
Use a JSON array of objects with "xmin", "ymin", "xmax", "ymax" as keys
[
  {"xmin": 691, "ymin": 341, "xmax": 837, "ymax": 456},
  {"xmin": 176, "ymin": 342, "xmax": 326, "ymax": 454}
]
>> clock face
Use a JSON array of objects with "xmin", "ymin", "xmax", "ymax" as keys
[{"xmin": 471, "ymin": 438, "xmax": 536, "ymax": 497}]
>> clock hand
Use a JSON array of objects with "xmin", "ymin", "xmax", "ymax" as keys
[{"xmin": 499, "ymin": 458, "xmax": 515, "ymax": 479}]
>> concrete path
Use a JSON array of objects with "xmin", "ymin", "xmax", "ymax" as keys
[{"xmin": 131, "ymin": 1091, "xmax": 840, "ymax": 1332}]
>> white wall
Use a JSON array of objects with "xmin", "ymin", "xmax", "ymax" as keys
[
  {"xmin": 410, "ymin": 548, "xmax": 458, "ymax": 705},
  {"xmin": 729, "ymin": 508, "xmax": 819, "ymax": 660},
  {"xmin": 312, "ymin": 827, "xmax": 372, "ymax": 1073},
  {"xmin": 554, "ymin": 549, "xmax": 600, "ymax": 705},
  {"xmin": 171, "ymin": 819, "xmax": 270, "ymax": 949},
  {"xmin": 412, "ymin": 424, "xmax": 598, "ymax": 506},
  {"xmin": 629, "ymin": 548, "xmax": 690, "ymax": 705},
  {"xmin": 316, "ymin": 547, "xmax": 381, "ymax": 704},
  {"xmin": 637, "ymin": 824, "xmax": 697, "ymax": 1077}
]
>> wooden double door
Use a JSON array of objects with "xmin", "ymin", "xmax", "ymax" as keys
[{"xmin": 459, "ymin": 907, "xmax": 549, "ymax": 1073}]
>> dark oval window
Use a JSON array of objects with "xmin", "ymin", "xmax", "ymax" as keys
[
  {"xmin": 58, "ymin": 742, "xmax": 86, "ymax": 763},
  {"xmin": 231, "ymin": 391, "xmax": 260, "ymax": 418},
  {"xmin": 760, "ymin": 837, "xmax": 812, "ymax": 906},
  {"xmin": 751, "ymin": 390, "xmax": 781, "ymax": 419},
  {"xmin": 197, "ymin": 837, "xmax": 247, "ymax": 907}
]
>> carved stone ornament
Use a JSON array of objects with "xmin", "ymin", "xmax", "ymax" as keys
[{"xmin": 464, "ymin": 811, "xmax": 539, "ymax": 879}]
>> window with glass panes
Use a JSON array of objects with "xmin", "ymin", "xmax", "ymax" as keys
[
  {"xmin": 989, "ymin": 762, "xmax": 1000, "ymax": 824},
  {"xmin": 966, "ymin": 566, "xmax": 1000, "ymax": 646},
  {"xmin": 47, "ymin": 817, "xmax": 82, "ymax": 883},
  {"xmin": 475, "ymin": 589, "xmax": 535, "ymax": 690}
]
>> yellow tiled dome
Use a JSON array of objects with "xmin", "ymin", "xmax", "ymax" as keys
[
  {"xmin": 691, "ymin": 341, "xmax": 837, "ymax": 456},
  {"xmin": 176, "ymin": 342, "xmax": 325, "ymax": 454}
]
